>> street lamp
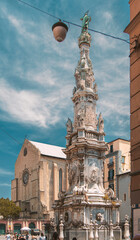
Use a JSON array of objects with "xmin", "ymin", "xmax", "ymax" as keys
[{"xmin": 52, "ymin": 21, "xmax": 68, "ymax": 42}]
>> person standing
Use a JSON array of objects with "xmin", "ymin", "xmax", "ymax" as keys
[
  {"xmin": 6, "ymin": 233, "xmax": 11, "ymax": 240},
  {"xmin": 26, "ymin": 233, "xmax": 29, "ymax": 240},
  {"xmin": 39, "ymin": 233, "xmax": 45, "ymax": 240}
]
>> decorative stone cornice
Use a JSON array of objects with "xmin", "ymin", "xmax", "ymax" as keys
[
  {"xmin": 124, "ymin": 11, "xmax": 140, "ymax": 34},
  {"xmin": 78, "ymin": 32, "xmax": 91, "ymax": 47},
  {"xmin": 72, "ymin": 90, "xmax": 98, "ymax": 102}
]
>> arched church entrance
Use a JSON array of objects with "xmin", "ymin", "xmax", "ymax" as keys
[
  {"xmin": 14, "ymin": 223, "xmax": 21, "ymax": 234},
  {"xmin": 29, "ymin": 222, "xmax": 36, "ymax": 229},
  {"xmin": 0, "ymin": 224, "xmax": 6, "ymax": 235}
]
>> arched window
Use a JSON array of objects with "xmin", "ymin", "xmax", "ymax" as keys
[
  {"xmin": 0, "ymin": 224, "xmax": 6, "ymax": 235},
  {"xmin": 14, "ymin": 224, "xmax": 21, "ymax": 234},
  {"xmin": 29, "ymin": 222, "xmax": 36, "ymax": 229},
  {"xmin": 59, "ymin": 168, "xmax": 62, "ymax": 192}
]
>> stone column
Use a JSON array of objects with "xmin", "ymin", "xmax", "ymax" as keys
[
  {"xmin": 109, "ymin": 220, "xmax": 114, "ymax": 240},
  {"xmin": 116, "ymin": 208, "xmax": 120, "ymax": 224},
  {"xmin": 124, "ymin": 215, "xmax": 130, "ymax": 240},
  {"xmin": 7, "ymin": 219, "xmax": 9, "ymax": 232},
  {"xmin": 46, "ymin": 162, "xmax": 49, "ymax": 208},
  {"xmin": 11, "ymin": 220, "xmax": 13, "ymax": 233},
  {"xmin": 62, "ymin": 169, "xmax": 64, "ymax": 191},
  {"xmin": 42, "ymin": 223, "xmax": 45, "ymax": 235},
  {"xmin": 89, "ymin": 214, "xmax": 94, "ymax": 240},
  {"xmin": 53, "ymin": 163, "xmax": 58, "ymax": 201},
  {"xmin": 40, "ymin": 221, "xmax": 42, "ymax": 231},
  {"xmin": 94, "ymin": 220, "xmax": 99, "ymax": 240},
  {"xmin": 36, "ymin": 221, "xmax": 39, "ymax": 229},
  {"xmin": 23, "ymin": 221, "xmax": 25, "ymax": 228},
  {"xmin": 66, "ymin": 164, "xmax": 69, "ymax": 191},
  {"xmin": 59, "ymin": 215, "xmax": 64, "ymax": 240}
]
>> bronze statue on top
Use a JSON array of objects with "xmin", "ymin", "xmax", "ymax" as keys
[{"xmin": 80, "ymin": 11, "xmax": 91, "ymax": 33}]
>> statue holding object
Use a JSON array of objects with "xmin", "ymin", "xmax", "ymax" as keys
[{"xmin": 80, "ymin": 11, "xmax": 91, "ymax": 33}]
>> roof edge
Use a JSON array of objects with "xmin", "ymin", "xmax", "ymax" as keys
[{"xmin": 107, "ymin": 138, "xmax": 130, "ymax": 144}]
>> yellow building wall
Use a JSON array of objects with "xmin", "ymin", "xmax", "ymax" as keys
[{"xmin": 104, "ymin": 139, "xmax": 130, "ymax": 197}]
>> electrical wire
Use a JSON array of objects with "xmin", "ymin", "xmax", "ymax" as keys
[
  {"xmin": 16, "ymin": 0, "xmax": 60, "ymax": 20},
  {"xmin": 0, "ymin": 127, "xmax": 21, "ymax": 145},
  {"xmin": 16, "ymin": 0, "xmax": 130, "ymax": 45}
]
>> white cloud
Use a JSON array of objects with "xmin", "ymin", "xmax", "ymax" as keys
[
  {"xmin": 0, "ymin": 183, "xmax": 11, "ymax": 187},
  {"xmin": 98, "ymin": 97, "xmax": 129, "ymax": 118},
  {"xmin": 11, "ymin": 17, "xmax": 35, "ymax": 38},
  {"xmin": 94, "ymin": 34, "xmax": 117, "ymax": 50},
  {"xmin": 103, "ymin": 11, "xmax": 113, "ymax": 24},
  {"xmin": 0, "ymin": 168, "xmax": 13, "ymax": 176},
  {"xmin": 0, "ymin": 78, "xmax": 73, "ymax": 128},
  {"xmin": 6, "ymin": 13, "xmax": 38, "ymax": 43},
  {"xmin": 57, "ymin": 61, "xmax": 75, "ymax": 72},
  {"xmin": 0, "ymin": 1, "xmax": 130, "ymax": 141},
  {"xmin": 26, "ymin": 69, "xmax": 58, "ymax": 86}
]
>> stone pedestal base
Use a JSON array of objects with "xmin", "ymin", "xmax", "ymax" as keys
[{"xmin": 63, "ymin": 228, "xmax": 122, "ymax": 240}]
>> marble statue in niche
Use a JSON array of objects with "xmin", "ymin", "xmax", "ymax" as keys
[
  {"xmin": 75, "ymin": 70, "xmax": 85, "ymax": 90},
  {"xmin": 85, "ymin": 163, "xmax": 104, "ymax": 194},
  {"xmin": 93, "ymin": 83, "xmax": 97, "ymax": 93},
  {"xmin": 85, "ymin": 105, "xmax": 97, "ymax": 129},
  {"xmin": 77, "ymin": 105, "xmax": 85, "ymax": 127},
  {"xmin": 98, "ymin": 113, "xmax": 104, "ymax": 133},
  {"xmin": 105, "ymin": 187, "xmax": 115, "ymax": 199},
  {"xmin": 68, "ymin": 161, "xmax": 80, "ymax": 188},
  {"xmin": 75, "ymin": 70, "xmax": 81, "ymax": 89},
  {"xmin": 66, "ymin": 118, "xmax": 73, "ymax": 134},
  {"xmin": 98, "ymin": 167, "xmax": 105, "ymax": 193}
]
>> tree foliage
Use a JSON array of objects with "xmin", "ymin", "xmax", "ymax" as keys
[{"xmin": 0, "ymin": 198, "xmax": 21, "ymax": 219}]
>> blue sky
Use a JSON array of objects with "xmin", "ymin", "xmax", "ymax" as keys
[{"xmin": 0, "ymin": 0, "xmax": 130, "ymax": 198}]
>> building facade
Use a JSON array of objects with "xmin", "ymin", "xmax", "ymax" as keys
[
  {"xmin": 118, "ymin": 172, "xmax": 131, "ymax": 225},
  {"xmin": 11, "ymin": 139, "xmax": 67, "ymax": 220},
  {"xmin": 104, "ymin": 138, "xmax": 131, "ymax": 226},
  {"xmin": 104, "ymin": 138, "xmax": 130, "ymax": 195},
  {"xmin": 124, "ymin": 0, "xmax": 140, "ymax": 237},
  {"xmin": 0, "ymin": 219, "xmax": 45, "ymax": 235}
]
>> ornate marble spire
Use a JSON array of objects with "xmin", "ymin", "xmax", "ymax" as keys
[
  {"xmin": 71, "ymin": 14, "xmax": 99, "ymax": 132},
  {"xmin": 65, "ymin": 13, "xmax": 106, "ymax": 194},
  {"xmin": 53, "ymin": 15, "xmax": 121, "ymax": 237}
]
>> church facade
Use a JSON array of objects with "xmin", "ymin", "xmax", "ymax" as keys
[{"xmin": 11, "ymin": 139, "xmax": 67, "ymax": 220}]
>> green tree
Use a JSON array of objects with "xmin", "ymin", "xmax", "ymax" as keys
[{"xmin": 0, "ymin": 198, "xmax": 21, "ymax": 219}]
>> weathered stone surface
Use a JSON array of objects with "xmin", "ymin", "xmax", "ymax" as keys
[{"xmin": 53, "ymin": 15, "xmax": 121, "ymax": 240}]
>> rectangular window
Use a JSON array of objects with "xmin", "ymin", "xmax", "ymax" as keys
[
  {"xmin": 59, "ymin": 169, "xmax": 62, "ymax": 192},
  {"xmin": 109, "ymin": 157, "xmax": 113, "ymax": 164},
  {"xmin": 124, "ymin": 193, "xmax": 126, "ymax": 201},
  {"xmin": 110, "ymin": 145, "xmax": 113, "ymax": 153},
  {"xmin": 108, "ymin": 169, "xmax": 114, "ymax": 180},
  {"xmin": 122, "ymin": 156, "xmax": 125, "ymax": 164}
]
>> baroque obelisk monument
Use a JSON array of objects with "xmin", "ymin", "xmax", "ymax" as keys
[{"xmin": 53, "ymin": 13, "xmax": 121, "ymax": 240}]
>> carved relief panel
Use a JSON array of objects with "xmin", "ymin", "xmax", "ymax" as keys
[
  {"xmin": 68, "ymin": 157, "xmax": 85, "ymax": 188},
  {"xmin": 84, "ymin": 158, "xmax": 104, "ymax": 194},
  {"xmin": 85, "ymin": 103, "xmax": 97, "ymax": 129}
]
